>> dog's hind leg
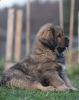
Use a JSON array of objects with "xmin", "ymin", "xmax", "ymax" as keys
[
  {"xmin": 0, "ymin": 70, "xmax": 55, "ymax": 92},
  {"xmin": 3, "ymin": 78, "xmax": 55, "ymax": 92},
  {"xmin": 30, "ymin": 81, "xmax": 55, "ymax": 92}
]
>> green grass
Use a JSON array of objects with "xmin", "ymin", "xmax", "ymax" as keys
[
  {"xmin": 67, "ymin": 64, "xmax": 79, "ymax": 75},
  {"xmin": 0, "ymin": 60, "xmax": 79, "ymax": 100},
  {"xmin": 0, "ymin": 83, "xmax": 79, "ymax": 100}
]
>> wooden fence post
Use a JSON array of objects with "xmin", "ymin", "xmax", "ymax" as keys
[
  {"xmin": 14, "ymin": 10, "xmax": 23, "ymax": 62},
  {"xmin": 69, "ymin": 0, "xmax": 75, "ymax": 65},
  {"xmin": 59, "ymin": 0, "xmax": 64, "ymax": 29},
  {"xmin": 78, "ymin": 12, "xmax": 79, "ymax": 63},
  {"xmin": 26, "ymin": 0, "xmax": 30, "ymax": 56},
  {"xmin": 5, "ymin": 9, "xmax": 15, "ymax": 69}
]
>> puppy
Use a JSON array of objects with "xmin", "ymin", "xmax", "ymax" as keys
[{"xmin": 0, "ymin": 23, "xmax": 77, "ymax": 91}]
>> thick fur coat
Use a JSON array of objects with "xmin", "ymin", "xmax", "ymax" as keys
[{"xmin": 0, "ymin": 23, "xmax": 77, "ymax": 91}]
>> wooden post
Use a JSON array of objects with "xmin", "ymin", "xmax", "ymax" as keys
[
  {"xmin": 5, "ymin": 9, "xmax": 14, "ymax": 69},
  {"xmin": 78, "ymin": 12, "xmax": 79, "ymax": 63},
  {"xmin": 14, "ymin": 10, "xmax": 23, "ymax": 62},
  {"xmin": 69, "ymin": 0, "xmax": 75, "ymax": 64},
  {"xmin": 59, "ymin": 0, "xmax": 64, "ymax": 29},
  {"xmin": 26, "ymin": 0, "xmax": 30, "ymax": 56}
]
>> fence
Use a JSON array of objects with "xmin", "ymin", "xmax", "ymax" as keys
[
  {"xmin": 5, "ymin": 0, "xmax": 79, "ymax": 70},
  {"xmin": 5, "ymin": 8, "xmax": 30, "ymax": 69}
]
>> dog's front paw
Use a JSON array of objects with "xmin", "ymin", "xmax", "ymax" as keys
[
  {"xmin": 69, "ymin": 87, "xmax": 78, "ymax": 92},
  {"xmin": 56, "ymin": 84, "xmax": 69, "ymax": 91}
]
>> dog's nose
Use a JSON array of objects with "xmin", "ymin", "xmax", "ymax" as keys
[{"xmin": 64, "ymin": 37, "xmax": 69, "ymax": 47}]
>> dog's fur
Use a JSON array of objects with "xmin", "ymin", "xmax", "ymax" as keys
[{"xmin": 0, "ymin": 23, "xmax": 77, "ymax": 91}]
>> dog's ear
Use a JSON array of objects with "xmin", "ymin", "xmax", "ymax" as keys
[
  {"xmin": 36, "ymin": 23, "xmax": 56, "ymax": 41},
  {"xmin": 39, "ymin": 38, "xmax": 56, "ymax": 51},
  {"xmin": 36, "ymin": 23, "xmax": 57, "ymax": 50}
]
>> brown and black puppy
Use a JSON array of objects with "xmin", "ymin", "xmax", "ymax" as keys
[
  {"xmin": 31, "ymin": 23, "xmax": 77, "ymax": 91},
  {"xmin": 53, "ymin": 26, "xmax": 77, "ymax": 91},
  {"xmin": 0, "ymin": 23, "xmax": 77, "ymax": 91}
]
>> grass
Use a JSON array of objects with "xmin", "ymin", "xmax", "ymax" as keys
[
  {"xmin": 0, "ymin": 82, "xmax": 79, "ymax": 100},
  {"xmin": 0, "ymin": 60, "xmax": 79, "ymax": 100},
  {"xmin": 67, "ymin": 63, "xmax": 79, "ymax": 75}
]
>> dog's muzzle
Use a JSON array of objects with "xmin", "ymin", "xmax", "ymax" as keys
[
  {"xmin": 64, "ymin": 37, "xmax": 69, "ymax": 48},
  {"xmin": 56, "ymin": 37, "xmax": 69, "ymax": 54}
]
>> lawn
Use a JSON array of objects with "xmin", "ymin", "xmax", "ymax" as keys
[{"xmin": 0, "ymin": 60, "xmax": 79, "ymax": 100}]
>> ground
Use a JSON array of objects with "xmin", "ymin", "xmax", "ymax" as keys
[{"xmin": 0, "ymin": 61, "xmax": 79, "ymax": 100}]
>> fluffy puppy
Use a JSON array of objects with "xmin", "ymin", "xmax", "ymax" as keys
[
  {"xmin": 31, "ymin": 23, "xmax": 77, "ymax": 91},
  {"xmin": 0, "ymin": 23, "xmax": 77, "ymax": 91}
]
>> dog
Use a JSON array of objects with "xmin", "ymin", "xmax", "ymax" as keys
[{"xmin": 0, "ymin": 23, "xmax": 77, "ymax": 91}]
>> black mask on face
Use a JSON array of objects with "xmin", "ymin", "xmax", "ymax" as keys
[
  {"xmin": 56, "ymin": 47, "xmax": 66, "ymax": 54},
  {"xmin": 56, "ymin": 37, "xmax": 69, "ymax": 54},
  {"xmin": 64, "ymin": 37, "xmax": 69, "ymax": 47},
  {"xmin": 40, "ymin": 37, "xmax": 69, "ymax": 54}
]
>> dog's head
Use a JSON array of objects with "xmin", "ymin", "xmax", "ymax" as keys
[
  {"xmin": 54, "ymin": 26, "xmax": 69, "ymax": 54},
  {"xmin": 36, "ymin": 23, "xmax": 69, "ymax": 54}
]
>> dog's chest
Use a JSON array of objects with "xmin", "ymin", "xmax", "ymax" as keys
[{"xmin": 58, "ymin": 63, "xmax": 66, "ymax": 70}]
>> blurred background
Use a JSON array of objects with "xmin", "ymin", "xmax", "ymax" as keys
[
  {"xmin": 0, "ymin": 0, "xmax": 79, "ymax": 74},
  {"xmin": 0, "ymin": 1, "xmax": 79, "ymax": 99}
]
